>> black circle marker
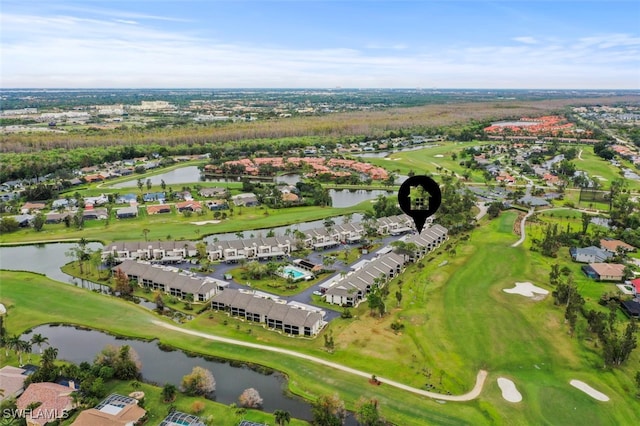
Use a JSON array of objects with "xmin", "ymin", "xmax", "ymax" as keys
[{"xmin": 398, "ymin": 175, "xmax": 441, "ymax": 234}]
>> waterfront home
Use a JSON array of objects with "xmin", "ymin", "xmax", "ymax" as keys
[
  {"xmin": 114, "ymin": 260, "xmax": 226, "ymax": 301},
  {"xmin": 72, "ymin": 394, "xmax": 146, "ymax": 426},
  {"xmin": 211, "ymin": 289, "xmax": 325, "ymax": 336},
  {"xmin": 102, "ymin": 241, "xmax": 197, "ymax": 263},
  {"xmin": 199, "ymin": 187, "xmax": 228, "ymax": 198},
  {"xmin": 17, "ymin": 382, "xmax": 75, "ymax": 426}
]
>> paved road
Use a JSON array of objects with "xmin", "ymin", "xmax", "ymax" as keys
[
  {"xmin": 511, "ymin": 208, "xmax": 535, "ymax": 248},
  {"xmin": 153, "ymin": 320, "xmax": 489, "ymax": 402}
]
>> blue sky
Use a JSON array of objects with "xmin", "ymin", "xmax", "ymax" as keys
[{"xmin": 1, "ymin": 0, "xmax": 639, "ymax": 89}]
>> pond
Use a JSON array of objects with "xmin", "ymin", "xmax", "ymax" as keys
[
  {"xmin": 21, "ymin": 325, "xmax": 313, "ymax": 419},
  {"xmin": 109, "ymin": 166, "xmax": 245, "ymax": 189},
  {"xmin": 0, "ymin": 242, "xmax": 108, "ymax": 292}
]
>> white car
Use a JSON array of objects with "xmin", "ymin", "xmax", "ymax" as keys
[{"xmin": 312, "ymin": 291, "xmax": 322, "ymax": 296}]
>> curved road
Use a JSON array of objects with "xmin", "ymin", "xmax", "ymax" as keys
[
  {"xmin": 153, "ymin": 320, "xmax": 488, "ymax": 402},
  {"xmin": 511, "ymin": 208, "xmax": 535, "ymax": 248}
]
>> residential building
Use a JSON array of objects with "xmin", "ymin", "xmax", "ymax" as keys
[
  {"xmin": 72, "ymin": 394, "xmax": 146, "ymax": 426},
  {"xmin": 17, "ymin": 382, "xmax": 75, "ymax": 426},
  {"xmin": 116, "ymin": 206, "xmax": 138, "ymax": 219},
  {"xmin": 570, "ymin": 246, "xmax": 613, "ymax": 263},
  {"xmin": 114, "ymin": 260, "xmax": 226, "ymax": 301},
  {"xmin": 600, "ymin": 239, "xmax": 636, "ymax": 253},
  {"xmin": 211, "ymin": 289, "xmax": 325, "ymax": 336},
  {"xmin": 581, "ymin": 263, "xmax": 626, "ymax": 282},
  {"xmin": 0, "ymin": 366, "xmax": 27, "ymax": 401},
  {"xmin": 198, "ymin": 187, "xmax": 227, "ymax": 198},
  {"xmin": 102, "ymin": 241, "xmax": 198, "ymax": 263}
]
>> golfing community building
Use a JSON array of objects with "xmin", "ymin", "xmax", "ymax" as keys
[{"xmin": 211, "ymin": 289, "xmax": 326, "ymax": 336}]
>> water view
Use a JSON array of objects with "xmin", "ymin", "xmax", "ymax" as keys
[
  {"xmin": 22, "ymin": 325, "xmax": 313, "ymax": 419},
  {"xmin": 0, "ymin": 242, "xmax": 106, "ymax": 291}
]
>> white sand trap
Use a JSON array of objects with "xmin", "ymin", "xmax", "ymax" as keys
[
  {"xmin": 497, "ymin": 378, "xmax": 522, "ymax": 402},
  {"xmin": 191, "ymin": 220, "xmax": 221, "ymax": 225},
  {"xmin": 503, "ymin": 282, "xmax": 549, "ymax": 298},
  {"xmin": 434, "ymin": 154, "xmax": 444, "ymax": 158},
  {"xmin": 570, "ymin": 380, "xmax": 609, "ymax": 401}
]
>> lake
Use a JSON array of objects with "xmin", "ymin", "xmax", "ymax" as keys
[{"xmin": 21, "ymin": 325, "xmax": 313, "ymax": 419}]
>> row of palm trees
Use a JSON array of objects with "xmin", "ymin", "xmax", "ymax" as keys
[{"xmin": 2, "ymin": 333, "xmax": 49, "ymax": 366}]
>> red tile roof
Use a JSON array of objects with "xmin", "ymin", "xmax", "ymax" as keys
[{"xmin": 17, "ymin": 383, "xmax": 74, "ymax": 426}]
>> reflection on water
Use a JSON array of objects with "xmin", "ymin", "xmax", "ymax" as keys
[
  {"xmin": 0, "ymin": 242, "xmax": 107, "ymax": 291},
  {"xmin": 22, "ymin": 325, "xmax": 312, "ymax": 419}
]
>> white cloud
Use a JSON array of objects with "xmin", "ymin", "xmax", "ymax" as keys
[
  {"xmin": 0, "ymin": 11, "xmax": 638, "ymax": 89},
  {"xmin": 513, "ymin": 36, "xmax": 538, "ymax": 45}
]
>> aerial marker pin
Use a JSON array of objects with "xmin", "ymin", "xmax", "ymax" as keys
[{"xmin": 398, "ymin": 175, "xmax": 441, "ymax": 234}]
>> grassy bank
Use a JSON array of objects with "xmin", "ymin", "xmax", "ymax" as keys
[{"xmin": 2, "ymin": 210, "xmax": 639, "ymax": 424}]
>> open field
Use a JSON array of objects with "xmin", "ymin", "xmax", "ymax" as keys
[{"xmin": 3, "ymin": 208, "xmax": 639, "ymax": 424}]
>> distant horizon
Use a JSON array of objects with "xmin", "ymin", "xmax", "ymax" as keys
[
  {"xmin": 1, "ymin": 87, "xmax": 638, "ymax": 92},
  {"xmin": 2, "ymin": 1, "xmax": 639, "ymax": 89}
]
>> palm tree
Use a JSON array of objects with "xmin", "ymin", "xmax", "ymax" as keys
[
  {"xmin": 30, "ymin": 333, "xmax": 49, "ymax": 354},
  {"xmin": 5, "ymin": 334, "xmax": 20, "ymax": 358},
  {"xmin": 274, "ymin": 409, "xmax": 291, "ymax": 425},
  {"xmin": 12, "ymin": 338, "xmax": 30, "ymax": 366}
]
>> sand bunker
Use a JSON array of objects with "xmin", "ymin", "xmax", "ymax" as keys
[
  {"xmin": 570, "ymin": 380, "xmax": 609, "ymax": 401},
  {"xmin": 434, "ymin": 154, "xmax": 444, "ymax": 158},
  {"xmin": 503, "ymin": 282, "xmax": 549, "ymax": 298},
  {"xmin": 497, "ymin": 378, "xmax": 522, "ymax": 402},
  {"xmin": 191, "ymin": 220, "xmax": 221, "ymax": 225}
]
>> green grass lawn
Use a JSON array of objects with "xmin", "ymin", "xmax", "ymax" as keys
[
  {"xmin": 225, "ymin": 266, "xmax": 326, "ymax": 296},
  {"xmin": 366, "ymin": 142, "xmax": 491, "ymax": 183},
  {"xmin": 3, "ymin": 209, "xmax": 639, "ymax": 425},
  {"xmin": 575, "ymin": 148, "xmax": 640, "ymax": 191},
  {"xmin": 0, "ymin": 201, "xmax": 372, "ymax": 245}
]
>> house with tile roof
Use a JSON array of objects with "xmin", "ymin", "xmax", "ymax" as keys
[
  {"xmin": 0, "ymin": 365, "xmax": 28, "ymax": 401},
  {"xmin": 17, "ymin": 382, "xmax": 75, "ymax": 426},
  {"xmin": 71, "ymin": 393, "xmax": 146, "ymax": 426},
  {"xmin": 582, "ymin": 263, "xmax": 626, "ymax": 282},
  {"xmin": 600, "ymin": 238, "xmax": 636, "ymax": 254}
]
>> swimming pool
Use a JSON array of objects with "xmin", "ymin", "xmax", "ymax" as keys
[{"xmin": 280, "ymin": 265, "xmax": 313, "ymax": 281}]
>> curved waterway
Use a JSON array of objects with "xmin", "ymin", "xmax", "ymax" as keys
[{"xmin": 21, "ymin": 325, "xmax": 313, "ymax": 419}]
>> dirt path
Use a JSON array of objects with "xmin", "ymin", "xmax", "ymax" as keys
[{"xmin": 152, "ymin": 320, "xmax": 488, "ymax": 402}]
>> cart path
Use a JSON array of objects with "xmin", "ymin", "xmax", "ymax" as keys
[
  {"xmin": 511, "ymin": 208, "xmax": 535, "ymax": 247},
  {"xmin": 153, "ymin": 320, "xmax": 488, "ymax": 402}
]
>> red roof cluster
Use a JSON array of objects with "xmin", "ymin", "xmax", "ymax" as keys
[
  {"xmin": 484, "ymin": 115, "xmax": 585, "ymax": 137},
  {"xmin": 208, "ymin": 157, "xmax": 388, "ymax": 180}
]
